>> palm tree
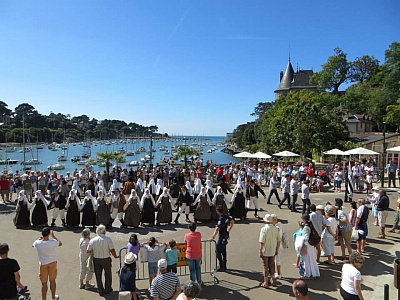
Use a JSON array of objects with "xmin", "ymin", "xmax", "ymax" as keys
[
  {"xmin": 177, "ymin": 146, "xmax": 198, "ymax": 169},
  {"xmin": 96, "ymin": 151, "xmax": 123, "ymax": 174}
]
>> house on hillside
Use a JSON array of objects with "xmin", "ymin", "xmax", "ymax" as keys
[{"xmin": 274, "ymin": 59, "xmax": 317, "ymax": 99}]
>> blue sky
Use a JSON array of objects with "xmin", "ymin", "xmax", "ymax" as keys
[{"xmin": 0, "ymin": 0, "xmax": 399, "ymax": 136}]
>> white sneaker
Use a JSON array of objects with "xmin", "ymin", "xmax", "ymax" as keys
[
  {"xmin": 54, "ymin": 295, "xmax": 59, "ymax": 300},
  {"xmin": 274, "ymin": 273, "xmax": 282, "ymax": 279}
]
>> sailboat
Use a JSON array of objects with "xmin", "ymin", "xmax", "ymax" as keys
[{"xmin": 20, "ymin": 115, "xmax": 42, "ymax": 168}]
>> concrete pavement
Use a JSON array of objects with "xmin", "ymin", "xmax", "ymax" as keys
[{"xmin": 1, "ymin": 185, "xmax": 399, "ymax": 299}]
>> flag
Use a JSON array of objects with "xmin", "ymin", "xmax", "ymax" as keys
[{"xmin": 347, "ymin": 161, "xmax": 354, "ymax": 199}]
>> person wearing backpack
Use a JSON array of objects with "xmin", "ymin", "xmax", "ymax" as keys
[{"xmin": 300, "ymin": 214, "xmax": 320, "ymax": 279}]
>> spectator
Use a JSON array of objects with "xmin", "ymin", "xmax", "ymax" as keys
[
  {"xmin": 300, "ymin": 214, "xmax": 320, "ymax": 279},
  {"xmin": 165, "ymin": 239, "xmax": 179, "ymax": 273},
  {"xmin": 0, "ymin": 243, "xmax": 27, "ymax": 300},
  {"xmin": 208, "ymin": 206, "xmax": 234, "ymax": 271},
  {"xmin": 0, "ymin": 175, "xmax": 12, "ymax": 203},
  {"xmin": 127, "ymin": 233, "xmax": 141, "ymax": 259},
  {"xmin": 322, "ymin": 205, "xmax": 338, "ymax": 265},
  {"xmin": 292, "ymin": 279, "xmax": 310, "ymax": 300},
  {"xmin": 87, "ymin": 224, "xmax": 119, "ymax": 296},
  {"xmin": 389, "ymin": 191, "xmax": 400, "ymax": 233},
  {"xmin": 337, "ymin": 207, "xmax": 353, "ymax": 260},
  {"xmin": 185, "ymin": 222, "xmax": 202, "ymax": 284},
  {"xmin": 272, "ymin": 214, "xmax": 284, "ymax": 279},
  {"xmin": 150, "ymin": 258, "xmax": 181, "ymax": 300},
  {"xmin": 340, "ymin": 252, "xmax": 365, "ymax": 300},
  {"xmin": 119, "ymin": 252, "xmax": 138, "ymax": 300},
  {"xmin": 176, "ymin": 281, "xmax": 201, "ymax": 300},
  {"xmin": 258, "ymin": 214, "xmax": 280, "ymax": 288},
  {"xmin": 376, "ymin": 188, "xmax": 390, "ymax": 239},
  {"xmin": 355, "ymin": 199, "xmax": 369, "ymax": 253},
  {"xmin": 32, "ymin": 227, "xmax": 62, "ymax": 300},
  {"xmin": 309, "ymin": 204, "xmax": 325, "ymax": 263},
  {"xmin": 79, "ymin": 228, "xmax": 94, "ymax": 290},
  {"xmin": 143, "ymin": 237, "xmax": 167, "ymax": 289}
]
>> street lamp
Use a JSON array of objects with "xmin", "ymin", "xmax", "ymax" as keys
[
  {"xmin": 184, "ymin": 137, "xmax": 188, "ymax": 169},
  {"xmin": 381, "ymin": 121, "xmax": 387, "ymax": 187}
]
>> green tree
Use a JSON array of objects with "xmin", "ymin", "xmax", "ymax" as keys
[
  {"xmin": 349, "ymin": 55, "xmax": 379, "ymax": 83},
  {"xmin": 96, "ymin": 151, "xmax": 122, "ymax": 174},
  {"xmin": 311, "ymin": 48, "xmax": 350, "ymax": 94},
  {"xmin": 177, "ymin": 145, "xmax": 198, "ymax": 169}
]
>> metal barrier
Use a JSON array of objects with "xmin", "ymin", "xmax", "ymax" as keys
[{"xmin": 118, "ymin": 240, "xmax": 219, "ymax": 284}]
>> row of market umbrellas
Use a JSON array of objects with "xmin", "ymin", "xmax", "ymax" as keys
[{"xmin": 233, "ymin": 146, "xmax": 400, "ymax": 159}]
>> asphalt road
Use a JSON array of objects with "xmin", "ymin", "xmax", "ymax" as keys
[{"xmin": 1, "ymin": 185, "xmax": 399, "ymax": 300}]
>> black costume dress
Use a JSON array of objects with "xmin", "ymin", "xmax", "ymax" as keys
[
  {"xmin": 96, "ymin": 197, "xmax": 111, "ymax": 226},
  {"xmin": 194, "ymin": 194, "xmax": 211, "ymax": 222},
  {"xmin": 81, "ymin": 198, "xmax": 96, "ymax": 227},
  {"xmin": 124, "ymin": 196, "xmax": 141, "ymax": 227},
  {"xmin": 66, "ymin": 196, "xmax": 81, "ymax": 227},
  {"xmin": 14, "ymin": 198, "xmax": 30, "ymax": 228},
  {"xmin": 156, "ymin": 195, "xmax": 173, "ymax": 224},
  {"xmin": 141, "ymin": 196, "xmax": 155, "ymax": 225},
  {"xmin": 32, "ymin": 197, "xmax": 48, "ymax": 227},
  {"xmin": 229, "ymin": 192, "xmax": 246, "ymax": 219},
  {"xmin": 211, "ymin": 194, "xmax": 228, "ymax": 220}
]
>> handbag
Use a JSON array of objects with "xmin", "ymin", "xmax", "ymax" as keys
[{"xmin": 86, "ymin": 254, "xmax": 94, "ymax": 273}]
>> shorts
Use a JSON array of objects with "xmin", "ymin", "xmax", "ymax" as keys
[
  {"xmin": 357, "ymin": 224, "xmax": 368, "ymax": 240},
  {"xmin": 339, "ymin": 230, "xmax": 352, "ymax": 246},
  {"xmin": 148, "ymin": 262, "xmax": 158, "ymax": 276},
  {"xmin": 378, "ymin": 211, "xmax": 388, "ymax": 228},
  {"xmin": 394, "ymin": 211, "xmax": 400, "ymax": 225},
  {"xmin": 39, "ymin": 261, "xmax": 57, "ymax": 283},
  {"xmin": 0, "ymin": 190, "xmax": 10, "ymax": 196}
]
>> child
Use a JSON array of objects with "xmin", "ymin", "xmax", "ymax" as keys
[
  {"xmin": 165, "ymin": 239, "xmax": 179, "ymax": 273},
  {"xmin": 127, "ymin": 234, "xmax": 141, "ymax": 259},
  {"xmin": 142, "ymin": 237, "xmax": 166, "ymax": 289}
]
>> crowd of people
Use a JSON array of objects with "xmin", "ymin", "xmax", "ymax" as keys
[{"xmin": 1, "ymin": 158, "xmax": 399, "ymax": 300}]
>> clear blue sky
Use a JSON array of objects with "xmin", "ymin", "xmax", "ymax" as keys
[{"xmin": 0, "ymin": 0, "xmax": 399, "ymax": 136}]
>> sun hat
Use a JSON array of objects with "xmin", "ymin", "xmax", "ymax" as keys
[
  {"xmin": 263, "ymin": 214, "xmax": 273, "ymax": 223},
  {"xmin": 316, "ymin": 205, "xmax": 324, "ymax": 210},
  {"xmin": 124, "ymin": 252, "xmax": 137, "ymax": 264}
]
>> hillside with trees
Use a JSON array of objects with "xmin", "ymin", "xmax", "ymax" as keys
[
  {"xmin": 232, "ymin": 41, "xmax": 400, "ymax": 156},
  {"xmin": 0, "ymin": 102, "xmax": 162, "ymax": 143}
]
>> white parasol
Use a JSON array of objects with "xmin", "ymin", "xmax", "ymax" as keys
[
  {"xmin": 273, "ymin": 150, "xmax": 300, "ymax": 157},
  {"xmin": 251, "ymin": 151, "xmax": 272, "ymax": 159},
  {"xmin": 344, "ymin": 147, "xmax": 379, "ymax": 155},
  {"xmin": 323, "ymin": 148, "xmax": 349, "ymax": 156},
  {"xmin": 233, "ymin": 151, "xmax": 253, "ymax": 158}
]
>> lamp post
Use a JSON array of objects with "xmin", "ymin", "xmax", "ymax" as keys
[
  {"xmin": 184, "ymin": 137, "xmax": 188, "ymax": 169},
  {"xmin": 381, "ymin": 122, "xmax": 387, "ymax": 187}
]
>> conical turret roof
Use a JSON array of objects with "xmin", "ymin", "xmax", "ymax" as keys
[{"xmin": 276, "ymin": 60, "xmax": 294, "ymax": 91}]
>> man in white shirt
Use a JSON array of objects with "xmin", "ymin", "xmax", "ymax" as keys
[
  {"xmin": 301, "ymin": 180, "xmax": 311, "ymax": 214},
  {"xmin": 87, "ymin": 224, "xmax": 119, "ymax": 296},
  {"xmin": 32, "ymin": 227, "xmax": 62, "ymax": 300},
  {"xmin": 290, "ymin": 175, "xmax": 300, "ymax": 212},
  {"xmin": 278, "ymin": 174, "xmax": 291, "ymax": 209}
]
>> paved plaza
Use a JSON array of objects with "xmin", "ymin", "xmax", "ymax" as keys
[{"xmin": 1, "ymin": 185, "xmax": 399, "ymax": 299}]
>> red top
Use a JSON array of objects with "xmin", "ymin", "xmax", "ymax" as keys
[
  {"xmin": 0, "ymin": 179, "xmax": 11, "ymax": 190},
  {"xmin": 184, "ymin": 231, "xmax": 202, "ymax": 260}
]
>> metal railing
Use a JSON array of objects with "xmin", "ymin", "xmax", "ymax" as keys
[{"xmin": 118, "ymin": 239, "xmax": 219, "ymax": 284}]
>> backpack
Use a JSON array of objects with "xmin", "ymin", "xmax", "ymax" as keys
[{"xmin": 307, "ymin": 223, "xmax": 321, "ymax": 246}]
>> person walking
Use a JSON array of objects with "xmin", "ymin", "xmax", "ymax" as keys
[
  {"xmin": 32, "ymin": 227, "xmax": 62, "ymax": 300},
  {"xmin": 258, "ymin": 214, "xmax": 281, "ymax": 288},
  {"xmin": 150, "ymin": 258, "xmax": 181, "ymax": 300},
  {"xmin": 355, "ymin": 199, "xmax": 369, "ymax": 253},
  {"xmin": 208, "ymin": 205, "xmax": 234, "ymax": 271},
  {"xmin": 86, "ymin": 224, "xmax": 119, "ymax": 296},
  {"xmin": 184, "ymin": 222, "xmax": 202, "ymax": 284},
  {"xmin": 246, "ymin": 179, "xmax": 266, "ymax": 218},
  {"xmin": 301, "ymin": 180, "xmax": 311, "ymax": 215},
  {"xmin": 0, "ymin": 243, "xmax": 28, "ymax": 300},
  {"xmin": 290, "ymin": 175, "xmax": 300, "ymax": 212},
  {"xmin": 79, "ymin": 228, "xmax": 94, "ymax": 290},
  {"xmin": 340, "ymin": 252, "xmax": 365, "ymax": 300},
  {"xmin": 267, "ymin": 173, "xmax": 281, "ymax": 204},
  {"xmin": 278, "ymin": 174, "xmax": 291, "ymax": 209}
]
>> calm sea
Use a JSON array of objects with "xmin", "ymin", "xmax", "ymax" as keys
[{"xmin": 0, "ymin": 136, "xmax": 240, "ymax": 175}]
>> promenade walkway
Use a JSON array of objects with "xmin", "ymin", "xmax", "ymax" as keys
[{"xmin": 1, "ymin": 186, "xmax": 399, "ymax": 299}]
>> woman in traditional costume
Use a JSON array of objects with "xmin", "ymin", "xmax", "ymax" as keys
[
  {"xmin": 156, "ymin": 187, "xmax": 173, "ymax": 225},
  {"xmin": 229, "ymin": 186, "xmax": 247, "ymax": 220},
  {"xmin": 66, "ymin": 189, "xmax": 82, "ymax": 228},
  {"xmin": 123, "ymin": 189, "xmax": 142, "ymax": 228},
  {"xmin": 193, "ymin": 187, "xmax": 211, "ymax": 223},
  {"xmin": 205, "ymin": 178, "xmax": 214, "ymax": 200},
  {"xmin": 96, "ymin": 188, "xmax": 110, "ymax": 226},
  {"xmin": 31, "ymin": 190, "xmax": 49, "ymax": 227},
  {"xmin": 135, "ymin": 177, "xmax": 144, "ymax": 200},
  {"xmin": 155, "ymin": 178, "xmax": 164, "ymax": 201},
  {"xmin": 148, "ymin": 175, "xmax": 157, "ymax": 200},
  {"xmin": 81, "ymin": 190, "xmax": 97, "ymax": 228},
  {"xmin": 140, "ymin": 188, "xmax": 156, "ymax": 226},
  {"xmin": 211, "ymin": 186, "xmax": 229, "ymax": 220},
  {"xmin": 14, "ymin": 190, "xmax": 31, "ymax": 228}
]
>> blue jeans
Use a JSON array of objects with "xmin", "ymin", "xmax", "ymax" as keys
[
  {"xmin": 216, "ymin": 235, "xmax": 229, "ymax": 268},
  {"xmin": 186, "ymin": 258, "xmax": 202, "ymax": 283}
]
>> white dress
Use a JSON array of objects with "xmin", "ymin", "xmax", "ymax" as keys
[{"xmin": 302, "ymin": 225, "xmax": 320, "ymax": 278}]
